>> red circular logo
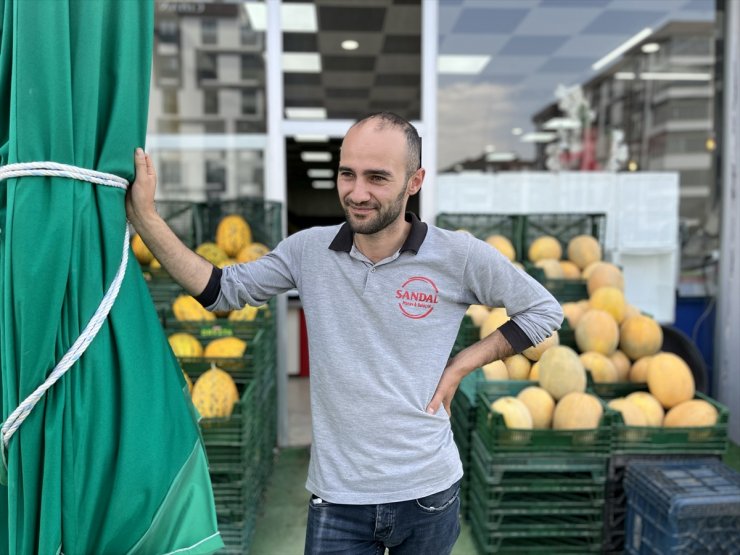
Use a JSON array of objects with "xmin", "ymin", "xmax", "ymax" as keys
[{"xmin": 396, "ymin": 276, "xmax": 439, "ymax": 319}]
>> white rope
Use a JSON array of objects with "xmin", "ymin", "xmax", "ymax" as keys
[{"xmin": 0, "ymin": 161, "xmax": 130, "ymax": 447}]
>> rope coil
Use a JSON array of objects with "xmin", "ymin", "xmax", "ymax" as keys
[{"xmin": 0, "ymin": 161, "xmax": 130, "ymax": 448}]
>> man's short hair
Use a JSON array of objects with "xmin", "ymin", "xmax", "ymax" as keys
[{"xmin": 348, "ymin": 112, "xmax": 422, "ymax": 181}]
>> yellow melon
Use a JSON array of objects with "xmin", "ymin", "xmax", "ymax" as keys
[
  {"xmin": 191, "ymin": 365, "xmax": 239, "ymax": 418},
  {"xmin": 609, "ymin": 350, "xmax": 632, "ymax": 381},
  {"xmin": 535, "ymin": 258, "xmax": 565, "ymax": 279},
  {"xmin": 465, "ymin": 304, "xmax": 490, "ymax": 327},
  {"xmin": 172, "ymin": 295, "xmax": 216, "ymax": 322},
  {"xmin": 517, "ymin": 386, "xmax": 555, "ymax": 429},
  {"xmin": 553, "ymin": 392, "xmax": 603, "ymax": 430},
  {"xmin": 562, "ymin": 302, "xmax": 587, "ymax": 328},
  {"xmin": 664, "ymin": 399, "xmax": 718, "ymax": 427},
  {"xmin": 589, "ymin": 286, "xmax": 626, "ymax": 323},
  {"xmin": 587, "ymin": 262, "xmax": 624, "ymax": 295},
  {"xmin": 537, "ymin": 346, "xmax": 587, "ymax": 400},
  {"xmin": 629, "ymin": 356, "xmax": 653, "ymax": 383},
  {"xmin": 579, "ymin": 351, "xmax": 618, "ymax": 383},
  {"xmin": 575, "ymin": 309, "xmax": 619, "ymax": 355},
  {"xmin": 528, "ymin": 236, "xmax": 562, "ymax": 262},
  {"xmin": 513, "ymin": 261, "xmax": 525, "ymax": 272},
  {"xmin": 608, "ymin": 398, "xmax": 648, "ymax": 426},
  {"xmin": 217, "ymin": 258, "xmax": 238, "ymax": 269},
  {"xmin": 647, "ymin": 352, "xmax": 695, "ymax": 409},
  {"xmin": 236, "ymin": 242, "xmax": 270, "ymax": 263},
  {"xmin": 204, "ymin": 337, "xmax": 247, "ymax": 358},
  {"xmin": 216, "ymin": 214, "xmax": 252, "ymax": 257},
  {"xmin": 529, "ymin": 361, "xmax": 540, "ymax": 380},
  {"xmin": 490, "ymin": 397, "xmax": 533, "ymax": 429},
  {"xmin": 581, "ymin": 261, "xmax": 603, "ymax": 280},
  {"xmin": 559, "ymin": 260, "xmax": 581, "ymax": 279},
  {"xmin": 567, "ymin": 235, "xmax": 602, "ymax": 270},
  {"xmin": 485, "ymin": 234, "xmax": 516, "ymax": 261},
  {"xmin": 168, "ymin": 333, "xmax": 204, "ymax": 358},
  {"xmin": 626, "ymin": 391, "xmax": 665, "ymax": 426},
  {"xmin": 620, "ymin": 315, "xmax": 663, "ymax": 360},
  {"xmin": 504, "ymin": 354, "xmax": 532, "ymax": 380},
  {"xmin": 480, "ymin": 308, "xmax": 509, "ymax": 339},
  {"xmin": 131, "ymin": 233, "xmax": 154, "ymax": 265},
  {"xmin": 624, "ymin": 304, "xmax": 641, "ymax": 320},
  {"xmin": 523, "ymin": 331, "xmax": 560, "ymax": 362},
  {"xmin": 196, "ymin": 242, "xmax": 229, "ymax": 266},
  {"xmin": 482, "ymin": 360, "xmax": 509, "ymax": 380},
  {"xmin": 228, "ymin": 304, "xmax": 260, "ymax": 322}
]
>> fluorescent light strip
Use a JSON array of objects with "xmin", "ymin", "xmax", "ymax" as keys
[
  {"xmin": 311, "ymin": 180, "xmax": 335, "ymax": 189},
  {"xmin": 543, "ymin": 117, "xmax": 580, "ymax": 130},
  {"xmin": 244, "ymin": 3, "xmax": 317, "ymax": 32},
  {"xmin": 295, "ymin": 134, "xmax": 330, "ymax": 142},
  {"xmin": 301, "ymin": 152, "xmax": 332, "ymax": 162},
  {"xmin": 640, "ymin": 72, "xmax": 711, "ymax": 81},
  {"xmin": 615, "ymin": 72, "xmax": 637, "ymax": 80},
  {"xmin": 282, "ymin": 53, "xmax": 321, "ymax": 73},
  {"xmin": 592, "ymin": 27, "xmax": 653, "ymax": 71},
  {"xmin": 308, "ymin": 169, "xmax": 334, "ymax": 178},
  {"xmin": 521, "ymin": 132, "xmax": 557, "ymax": 143},
  {"xmin": 285, "ymin": 107, "xmax": 327, "ymax": 120},
  {"xmin": 485, "ymin": 152, "xmax": 517, "ymax": 162},
  {"xmin": 437, "ymin": 55, "xmax": 491, "ymax": 75}
]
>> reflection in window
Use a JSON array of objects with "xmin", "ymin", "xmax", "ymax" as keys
[
  {"xmin": 241, "ymin": 54, "xmax": 262, "ymax": 82},
  {"xmin": 160, "ymin": 154, "xmax": 182, "ymax": 190},
  {"xmin": 203, "ymin": 89, "xmax": 219, "ymax": 114},
  {"xmin": 205, "ymin": 155, "xmax": 227, "ymax": 195},
  {"xmin": 162, "ymin": 89, "xmax": 178, "ymax": 115},
  {"xmin": 242, "ymin": 89, "xmax": 260, "ymax": 116},
  {"xmin": 197, "ymin": 52, "xmax": 217, "ymax": 81}
]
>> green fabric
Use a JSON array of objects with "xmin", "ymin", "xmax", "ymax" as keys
[{"xmin": 0, "ymin": 1, "xmax": 223, "ymax": 553}]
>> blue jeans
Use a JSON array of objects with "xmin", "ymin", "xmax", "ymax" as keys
[{"xmin": 304, "ymin": 479, "xmax": 461, "ymax": 555}]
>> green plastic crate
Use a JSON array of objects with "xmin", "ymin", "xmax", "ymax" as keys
[
  {"xmin": 436, "ymin": 212, "xmax": 522, "ymax": 256},
  {"xmin": 451, "ymin": 315, "xmax": 480, "ymax": 357},
  {"xmin": 197, "ymin": 197, "xmax": 283, "ymax": 249},
  {"xmin": 475, "ymin": 381, "xmax": 613, "ymax": 455},
  {"xmin": 610, "ymin": 392, "xmax": 729, "ymax": 455},
  {"xmin": 525, "ymin": 264, "xmax": 589, "ymax": 303},
  {"xmin": 521, "ymin": 213, "xmax": 606, "ymax": 259}
]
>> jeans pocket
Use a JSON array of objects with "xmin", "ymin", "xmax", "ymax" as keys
[
  {"xmin": 415, "ymin": 479, "xmax": 461, "ymax": 513},
  {"xmin": 309, "ymin": 494, "xmax": 332, "ymax": 508}
]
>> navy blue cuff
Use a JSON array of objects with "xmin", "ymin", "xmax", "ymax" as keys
[
  {"xmin": 498, "ymin": 320, "xmax": 535, "ymax": 353},
  {"xmin": 194, "ymin": 266, "xmax": 222, "ymax": 308}
]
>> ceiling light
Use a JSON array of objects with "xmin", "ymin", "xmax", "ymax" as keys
[
  {"xmin": 486, "ymin": 152, "xmax": 517, "ymax": 162},
  {"xmin": 706, "ymin": 137, "xmax": 716, "ymax": 151},
  {"xmin": 311, "ymin": 180, "xmax": 335, "ymax": 189},
  {"xmin": 639, "ymin": 72, "xmax": 711, "ymax": 81},
  {"xmin": 301, "ymin": 152, "xmax": 332, "ymax": 162},
  {"xmin": 484, "ymin": 144, "xmax": 495, "ymax": 153},
  {"xmin": 627, "ymin": 160, "xmax": 638, "ymax": 171},
  {"xmin": 285, "ymin": 107, "xmax": 327, "ymax": 120},
  {"xmin": 295, "ymin": 134, "xmax": 329, "ymax": 142},
  {"xmin": 341, "ymin": 40, "xmax": 359, "ymax": 51},
  {"xmin": 511, "ymin": 127, "xmax": 523, "ymax": 136},
  {"xmin": 308, "ymin": 169, "xmax": 334, "ymax": 178},
  {"xmin": 641, "ymin": 42, "xmax": 660, "ymax": 54},
  {"xmin": 244, "ymin": 3, "xmax": 317, "ymax": 32},
  {"xmin": 592, "ymin": 27, "xmax": 653, "ymax": 71},
  {"xmin": 282, "ymin": 53, "xmax": 321, "ymax": 73},
  {"xmin": 615, "ymin": 72, "xmax": 637, "ymax": 80},
  {"xmin": 437, "ymin": 55, "xmax": 490, "ymax": 75},
  {"xmin": 521, "ymin": 132, "xmax": 557, "ymax": 143},
  {"xmin": 543, "ymin": 117, "xmax": 580, "ymax": 131}
]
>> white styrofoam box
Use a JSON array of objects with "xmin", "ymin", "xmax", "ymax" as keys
[
  {"xmin": 616, "ymin": 251, "xmax": 677, "ymax": 323},
  {"xmin": 616, "ymin": 172, "xmax": 680, "ymax": 251}
]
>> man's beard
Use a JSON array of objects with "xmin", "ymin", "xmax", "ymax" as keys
[{"xmin": 343, "ymin": 184, "xmax": 407, "ymax": 235}]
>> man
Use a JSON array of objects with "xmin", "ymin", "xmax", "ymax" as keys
[{"xmin": 126, "ymin": 112, "xmax": 562, "ymax": 554}]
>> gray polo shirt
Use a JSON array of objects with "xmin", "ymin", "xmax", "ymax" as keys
[{"xmin": 202, "ymin": 213, "xmax": 562, "ymax": 504}]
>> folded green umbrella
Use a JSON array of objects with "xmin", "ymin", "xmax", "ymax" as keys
[{"xmin": 0, "ymin": 1, "xmax": 223, "ymax": 552}]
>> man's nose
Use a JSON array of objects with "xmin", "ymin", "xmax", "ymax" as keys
[{"xmin": 348, "ymin": 178, "xmax": 372, "ymax": 203}]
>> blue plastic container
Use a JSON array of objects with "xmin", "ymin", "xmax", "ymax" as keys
[{"xmin": 624, "ymin": 459, "xmax": 740, "ymax": 554}]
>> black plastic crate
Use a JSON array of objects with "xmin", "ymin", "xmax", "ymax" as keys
[{"xmin": 624, "ymin": 459, "xmax": 740, "ymax": 554}]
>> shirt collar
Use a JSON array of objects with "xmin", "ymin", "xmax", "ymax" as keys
[{"xmin": 328, "ymin": 212, "xmax": 428, "ymax": 254}]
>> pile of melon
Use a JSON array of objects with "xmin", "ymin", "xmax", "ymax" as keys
[
  {"xmin": 472, "ymin": 233, "xmax": 719, "ymax": 432},
  {"xmin": 131, "ymin": 213, "xmax": 271, "ymax": 270},
  {"xmin": 171, "ymin": 294, "xmax": 263, "ymax": 322},
  {"xmin": 169, "ymin": 333, "xmax": 245, "ymax": 418}
]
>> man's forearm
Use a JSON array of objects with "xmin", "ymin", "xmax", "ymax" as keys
[
  {"xmin": 130, "ymin": 212, "xmax": 213, "ymax": 297},
  {"xmin": 447, "ymin": 330, "xmax": 516, "ymax": 379}
]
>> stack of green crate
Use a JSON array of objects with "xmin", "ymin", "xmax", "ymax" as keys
[
  {"xmin": 600, "ymin": 392, "xmax": 729, "ymax": 554},
  {"xmin": 470, "ymin": 381, "xmax": 612, "ymax": 554},
  {"xmin": 451, "ymin": 369, "xmax": 485, "ymax": 518},
  {"xmin": 452, "ymin": 315, "xmax": 480, "ymax": 357}
]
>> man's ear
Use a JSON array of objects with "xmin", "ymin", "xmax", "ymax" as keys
[{"xmin": 408, "ymin": 168, "xmax": 425, "ymax": 195}]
